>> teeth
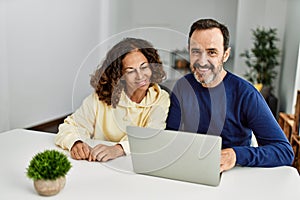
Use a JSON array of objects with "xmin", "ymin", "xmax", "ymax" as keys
[
  {"xmin": 137, "ymin": 81, "xmax": 146, "ymax": 86},
  {"xmin": 197, "ymin": 68, "xmax": 209, "ymax": 72}
]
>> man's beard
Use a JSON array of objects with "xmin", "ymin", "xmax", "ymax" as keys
[{"xmin": 192, "ymin": 62, "xmax": 218, "ymax": 85}]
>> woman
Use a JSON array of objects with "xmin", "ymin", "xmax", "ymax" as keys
[{"xmin": 55, "ymin": 38, "xmax": 170, "ymax": 162}]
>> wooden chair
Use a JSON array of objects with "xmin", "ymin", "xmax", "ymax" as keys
[
  {"xmin": 278, "ymin": 90, "xmax": 300, "ymax": 142},
  {"xmin": 278, "ymin": 112, "xmax": 294, "ymax": 142},
  {"xmin": 292, "ymin": 90, "xmax": 300, "ymax": 136},
  {"xmin": 291, "ymin": 134, "xmax": 300, "ymax": 173},
  {"xmin": 291, "ymin": 90, "xmax": 300, "ymax": 172},
  {"xmin": 278, "ymin": 90, "xmax": 300, "ymax": 172}
]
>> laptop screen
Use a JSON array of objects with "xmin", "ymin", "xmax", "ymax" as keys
[{"xmin": 127, "ymin": 126, "xmax": 222, "ymax": 186}]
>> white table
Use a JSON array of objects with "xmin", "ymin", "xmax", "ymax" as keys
[{"xmin": 0, "ymin": 129, "xmax": 299, "ymax": 200}]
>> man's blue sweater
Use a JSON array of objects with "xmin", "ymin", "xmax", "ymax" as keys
[{"xmin": 166, "ymin": 72, "xmax": 294, "ymax": 167}]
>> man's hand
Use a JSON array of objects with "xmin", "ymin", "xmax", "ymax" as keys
[
  {"xmin": 220, "ymin": 148, "xmax": 236, "ymax": 172},
  {"xmin": 70, "ymin": 141, "xmax": 91, "ymax": 160},
  {"xmin": 88, "ymin": 144, "xmax": 125, "ymax": 162}
]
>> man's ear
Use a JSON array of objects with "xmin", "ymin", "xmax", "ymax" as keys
[{"xmin": 223, "ymin": 47, "xmax": 231, "ymax": 63}]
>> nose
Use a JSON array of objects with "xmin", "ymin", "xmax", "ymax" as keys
[
  {"xmin": 135, "ymin": 68, "xmax": 144, "ymax": 79},
  {"xmin": 197, "ymin": 52, "xmax": 209, "ymax": 66}
]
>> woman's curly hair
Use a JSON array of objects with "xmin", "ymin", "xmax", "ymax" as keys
[{"xmin": 90, "ymin": 38, "xmax": 166, "ymax": 108}]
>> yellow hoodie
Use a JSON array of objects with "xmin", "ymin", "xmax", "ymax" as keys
[{"xmin": 55, "ymin": 84, "xmax": 170, "ymax": 155}]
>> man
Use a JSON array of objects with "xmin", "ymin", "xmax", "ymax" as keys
[{"xmin": 166, "ymin": 18, "xmax": 294, "ymax": 172}]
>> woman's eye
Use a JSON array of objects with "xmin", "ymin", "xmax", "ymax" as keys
[
  {"xmin": 141, "ymin": 65, "xmax": 149, "ymax": 70},
  {"xmin": 126, "ymin": 69, "xmax": 135, "ymax": 74}
]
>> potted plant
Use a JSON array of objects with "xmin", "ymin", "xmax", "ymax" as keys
[
  {"xmin": 240, "ymin": 27, "xmax": 280, "ymax": 94},
  {"xmin": 26, "ymin": 149, "xmax": 72, "ymax": 196},
  {"xmin": 240, "ymin": 27, "xmax": 280, "ymax": 116}
]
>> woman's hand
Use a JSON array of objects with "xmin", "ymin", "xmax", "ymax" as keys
[
  {"xmin": 88, "ymin": 144, "xmax": 125, "ymax": 162},
  {"xmin": 70, "ymin": 141, "xmax": 91, "ymax": 160}
]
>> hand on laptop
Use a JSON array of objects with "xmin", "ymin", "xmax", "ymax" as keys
[{"xmin": 220, "ymin": 148, "xmax": 236, "ymax": 172}]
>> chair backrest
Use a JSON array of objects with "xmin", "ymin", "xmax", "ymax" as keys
[{"xmin": 159, "ymin": 83, "xmax": 171, "ymax": 95}]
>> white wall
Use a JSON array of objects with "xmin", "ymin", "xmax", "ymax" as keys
[
  {"xmin": 0, "ymin": 0, "xmax": 10, "ymax": 131},
  {"xmin": 0, "ymin": 0, "xmax": 102, "ymax": 131},
  {"xmin": 280, "ymin": 0, "xmax": 300, "ymax": 113},
  {"xmin": 129, "ymin": 0, "xmax": 238, "ymax": 71},
  {"xmin": 130, "ymin": 0, "xmax": 238, "ymax": 34},
  {"xmin": 292, "ymin": 44, "xmax": 300, "ymax": 114}
]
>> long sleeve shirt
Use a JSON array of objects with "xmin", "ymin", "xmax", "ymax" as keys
[{"xmin": 166, "ymin": 72, "xmax": 294, "ymax": 167}]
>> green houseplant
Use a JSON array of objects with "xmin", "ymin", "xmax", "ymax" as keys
[
  {"xmin": 26, "ymin": 149, "xmax": 72, "ymax": 196},
  {"xmin": 240, "ymin": 27, "xmax": 280, "ymax": 95}
]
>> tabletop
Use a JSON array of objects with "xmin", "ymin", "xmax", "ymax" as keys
[{"xmin": 0, "ymin": 129, "xmax": 299, "ymax": 200}]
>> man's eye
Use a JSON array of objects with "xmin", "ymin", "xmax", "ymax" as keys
[{"xmin": 208, "ymin": 51, "xmax": 217, "ymax": 56}]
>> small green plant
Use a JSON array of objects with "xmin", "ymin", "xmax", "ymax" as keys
[{"xmin": 27, "ymin": 150, "xmax": 72, "ymax": 181}]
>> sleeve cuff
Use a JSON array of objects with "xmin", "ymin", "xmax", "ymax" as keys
[{"xmin": 118, "ymin": 140, "xmax": 130, "ymax": 155}]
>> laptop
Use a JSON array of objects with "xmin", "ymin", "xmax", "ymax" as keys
[{"xmin": 126, "ymin": 126, "xmax": 222, "ymax": 186}]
